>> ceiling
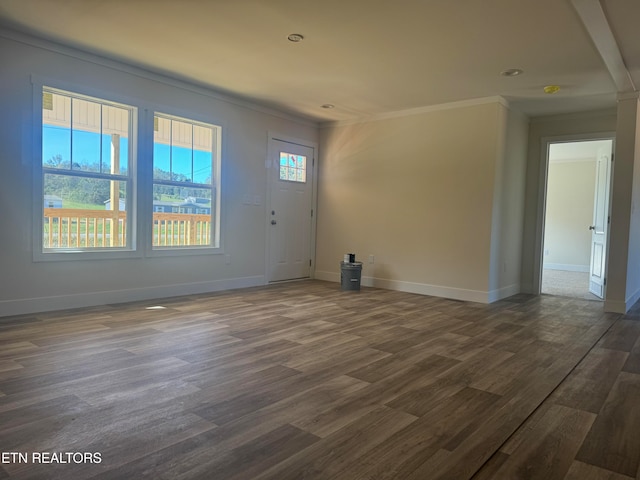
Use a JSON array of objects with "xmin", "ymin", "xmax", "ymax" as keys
[{"xmin": 0, "ymin": 0, "xmax": 637, "ymax": 123}]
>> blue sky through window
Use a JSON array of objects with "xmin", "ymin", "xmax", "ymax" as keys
[
  {"xmin": 44, "ymin": 125, "xmax": 212, "ymax": 183},
  {"xmin": 153, "ymin": 144, "xmax": 212, "ymax": 184},
  {"xmin": 43, "ymin": 125, "xmax": 129, "ymax": 174}
]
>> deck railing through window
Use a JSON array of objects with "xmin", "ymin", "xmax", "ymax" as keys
[
  {"xmin": 43, "ymin": 208, "xmax": 211, "ymax": 248},
  {"xmin": 153, "ymin": 213, "xmax": 211, "ymax": 247}
]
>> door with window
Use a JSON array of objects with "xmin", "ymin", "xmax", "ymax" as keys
[{"xmin": 268, "ymin": 139, "xmax": 314, "ymax": 282}]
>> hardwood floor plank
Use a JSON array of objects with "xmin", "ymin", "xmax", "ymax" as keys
[
  {"xmin": 340, "ymin": 387, "xmax": 501, "ymax": 480},
  {"xmin": 470, "ymin": 451, "xmax": 511, "ymax": 480},
  {"xmin": 436, "ymin": 347, "xmax": 514, "ymax": 384},
  {"xmin": 386, "ymin": 377, "xmax": 467, "ymax": 417},
  {"xmin": 0, "ymin": 281, "xmax": 631, "ymax": 480},
  {"xmin": 576, "ymin": 372, "xmax": 640, "ymax": 477},
  {"xmin": 293, "ymin": 363, "xmax": 445, "ymax": 438},
  {"xmin": 597, "ymin": 320, "xmax": 640, "ymax": 352},
  {"xmin": 6, "ymin": 413, "xmax": 216, "ymax": 480},
  {"xmin": 165, "ymin": 424, "xmax": 319, "ymax": 480},
  {"xmin": 405, "ymin": 363, "xmax": 578, "ymax": 480},
  {"xmin": 476, "ymin": 404, "xmax": 595, "ymax": 480},
  {"xmin": 552, "ymin": 348, "xmax": 628, "ymax": 413},
  {"xmin": 622, "ymin": 335, "xmax": 640, "ymax": 374},
  {"xmin": 254, "ymin": 407, "xmax": 416, "ymax": 480},
  {"xmin": 563, "ymin": 460, "xmax": 635, "ymax": 480}
]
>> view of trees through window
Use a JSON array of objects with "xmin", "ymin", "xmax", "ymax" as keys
[
  {"xmin": 152, "ymin": 114, "xmax": 219, "ymax": 248},
  {"xmin": 41, "ymin": 88, "xmax": 221, "ymax": 251},
  {"xmin": 42, "ymin": 89, "xmax": 132, "ymax": 249}
]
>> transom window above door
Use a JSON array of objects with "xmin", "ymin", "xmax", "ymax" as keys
[{"xmin": 279, "ymin": 152, "xmax": 306, "ymax": 183}]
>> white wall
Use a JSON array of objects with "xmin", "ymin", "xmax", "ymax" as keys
[
  {"xmin": 0, "ymin": 32, "xmax": 318, "ymax": 316},
  {"xmin": 543, "ymin": 158, "xmax": 596, "ymax": 271},
  {"xmin": 607, "ymin": 96, "xmax": 640, "ymax": 313},
  {"xmin": 627, "ymin": 99, "xmax": 640, "ymax": 309},
  {"xmin": 488, "ymin": 107, "xmax": 529, "ymax": 300},
  {"xmin": 315, "ymin": 100, "xmax": 527, "ymax": 303}
]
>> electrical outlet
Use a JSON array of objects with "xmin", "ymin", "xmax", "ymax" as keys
[
  {"xmin": 544, "ymin": 249, "xmax": 550, "ymax": 256},
  {"xmin": 242, "ymin": 194, "xmax": 251, "ymax": 205},
  {"xmin": 225, "ymin": 254, "xmax": 231, "ymax": 265},
  {"xmin": 369, "ymin": 254, "xmax": 375, "ymax": 264}
]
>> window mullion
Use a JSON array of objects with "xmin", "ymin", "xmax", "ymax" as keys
[{"xmin": 43, "ymin": 167, "xmax": 128, "ymax": 182}]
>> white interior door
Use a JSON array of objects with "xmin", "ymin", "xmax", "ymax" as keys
[
  {"xmin": 268, "ymin": 140, "xmax": 314, "ymax": 282},
  {"xmin": 588, "ymin": 143, "xmax": 613, "ymax": 298}
]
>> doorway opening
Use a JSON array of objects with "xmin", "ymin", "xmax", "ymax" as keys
[{"xmin": 541, "ymin": 138, "xmax": 613, "ymax": 301}]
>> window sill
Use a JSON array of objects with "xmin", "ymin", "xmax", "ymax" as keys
[
  {"xmin": 34, "ymin": 248, "xmax": 141, "ymax": 262},
  {"xmin": 146, "ymin": 246, "xmax": 223, "ymax": 257}
]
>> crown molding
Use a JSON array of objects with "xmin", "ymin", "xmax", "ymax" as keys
[
  {"xmin": 0, "ymin": 26, "xmax": 319, "ymax": 128},
  {"xmin": 617, "ymin": 91, "xmax": 640, "ymax": 101},
  {"xmin": 321, "ymin": 96, "xmax": 510, "ymax": 128}
]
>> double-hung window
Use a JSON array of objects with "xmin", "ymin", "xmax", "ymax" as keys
[
  {"xmin": 41, "ymin": 87, "xmax": 135, "ymax": 252},
  {"xmin": 152, "ymin": 113, "xmax": 221, "ymax": 249},
  {"xmin": 37, "ymin": 86, "xmax": 222, "ymax": 258}
]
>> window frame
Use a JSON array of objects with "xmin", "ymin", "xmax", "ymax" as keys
[
  {"xmin": 146, "ymin": 111, "xmax": 223, "ymax": 256},
  {"xmin": 32, "ymin": 78, "xmax": 141, "ymax": 262},
  {"xmin": 31, "ymin": 77, "xmax": 225, "ymax": 262}
]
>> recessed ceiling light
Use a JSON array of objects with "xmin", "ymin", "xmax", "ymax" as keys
[
  {"xmin": 321, "ymin": 104, "xmax": 335, "ymax": 109},
  {"xmin": 543, "ymin": 85, "xmax": 561, "ymax": 94},
  {"xmin": 287, "ymin": 33, "xmax": 304, "ymax": 43},
  {"xmin": 500, "ymin": 68, "xmax": 524, "ymax": 77}
]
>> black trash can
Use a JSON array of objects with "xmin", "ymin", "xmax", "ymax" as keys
[{"xmin": 340, "ymin": 261, "xmax": 363, "ymax": 291}]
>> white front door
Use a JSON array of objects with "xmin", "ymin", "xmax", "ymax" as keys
[
  {"xmin": 589, "ymin": 142, "xmax": 613, "ymax": 298},
  {"xmin": 268, "ymin": 140, "xmax": 314, "ymax": 282}
]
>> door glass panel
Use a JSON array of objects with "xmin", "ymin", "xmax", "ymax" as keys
[{"xmin": 279, "ymin": 152, "xmax": 306, "ymax": 183}]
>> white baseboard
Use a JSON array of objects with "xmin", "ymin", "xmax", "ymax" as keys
[
  {"xmin": 314, "ymin": 270, "xmax": 516, "ymax": 304},
  {"xmin": 488, "ymin": 284, "xmax": 521, "ymax": 303},
  {"xmin": 604, "ymin": 299, "xmax": 628, "ymax": 314},
  {"xmin": 314, "ymin": 270, "xmax": 340, "ymax": 283},
  {"xmin": 520, "ymin": 282, "xmax": 535, "ymax": 294},
  {"xmin": 627, "ymin": 288, "xmax": 640, "ymax": 312},
  {"xmin": 0, "ymin": 275, "xmax": 265, "ymax": 318},
  {"xmin": 603, "ymin": 286, "xmax": 640, "ymax": 314},
  {"xmin": 543, "ymin": 263, "xmax": 590, "ymax": 273}
]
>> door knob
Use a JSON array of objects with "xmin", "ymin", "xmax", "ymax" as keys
[
  {"xmin": 271, "ymin": 220, "xmax": 277, "ymax": 225},
  {"xmin": 589, "ymin": 226, "xmax": 595, "ymax": 230}
]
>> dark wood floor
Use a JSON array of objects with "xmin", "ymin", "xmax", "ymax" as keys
[{"xmin": 0, "ymin": 280, "xmax": 638, "ymax": 479}]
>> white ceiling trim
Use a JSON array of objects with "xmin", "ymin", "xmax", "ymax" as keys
[
  {"xmin": 617, "ymin": 91, "xmax": 640, "ymax": 101},
  {"xmin": 322, "ymin": 96, "xmax": 510, "ymax": 128},
  {"xmin": 529, "ymin": 108, "xmax": 617, "ymax": 124},
  {"xmin": 571, "ymin": 0, "xmax": 636, "ymax": 93}
]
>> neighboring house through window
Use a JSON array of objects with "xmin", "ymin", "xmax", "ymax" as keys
[
  {"xmin": 37, "ymin": 85, "xmax": 222, "ymax": 258},
  {"xmin": 153, "ymin": 113, "xmax": 221, "ymax": 249},
  {"xmin": 41, "ymin": 87, "xmax": 134, "ymax": 251}
]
